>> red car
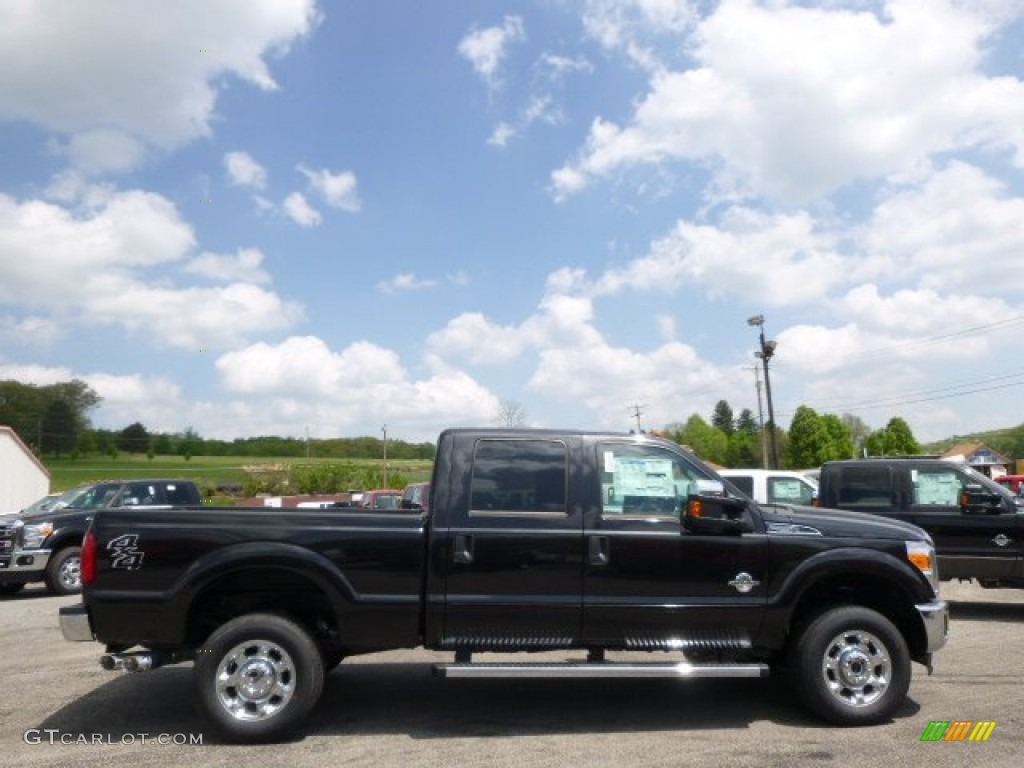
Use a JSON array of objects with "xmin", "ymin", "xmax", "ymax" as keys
[{"xmin": 995, "ymin": 475, "xmax": 1024, "ymax": 495}]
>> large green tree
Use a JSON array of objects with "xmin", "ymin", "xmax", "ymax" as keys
[
  {"xmin": 0, "ymin": 379, "xmax": 100, "ymax": 451},
  {"xmin": 118, "ymin": 422, "xmax": 151, "ymax": 454},
  {"xmin": 711, "ymin": 400, "xmax": 736, "ymax": 435},
  {"xmin": 41, "ymin": 399, "xmax": 78, "ymax": 457},
  {"xmin": 865, "ymin": 416, "xmax": 920, "ymax": 456},
  {"xmin": 787, "ymin": 406, "xmax": 854, "ymax": 468}
]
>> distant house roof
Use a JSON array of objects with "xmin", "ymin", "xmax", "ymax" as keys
[
  {"xmin": 0, "ymin": 425, "xmax": 50, "ymax": 477},
  {"xmin": 942, "ymin": 442, "xmax": 1010, "ymax": 468}
]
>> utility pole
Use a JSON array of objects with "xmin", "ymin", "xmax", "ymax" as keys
[
  {"xmin": 628, "ymin": 404, "xmax": 646, "ymax": 433},
  {"xmin": 747, "ymin": 314, "xmax": 779, "ymax": 469},
  {"xmin": 381, "ymin": 424, "xmax": 388, "ymax": 488},
  {"xmin": 751, "ymin": 365, "xmax": 768, "ymax": 469}
]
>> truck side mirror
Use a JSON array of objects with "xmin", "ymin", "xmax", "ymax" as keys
[
  {"xmin": 683, "ymin": 481, "xmax": 750, "ymax": 535},
  {"xmin": 960, "ymin": 484, "xmax": 1004, "ymax": 515}
]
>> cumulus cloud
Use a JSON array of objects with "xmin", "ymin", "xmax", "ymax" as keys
[
  {"xmin": 377, "ymin": 273, "xmax": 438, "ymax": 294},
  {"xmin": 556, "ymin": 0, "xmax": 1024, "ymax": 204},
  {"xmin": 282, "ymin": 192, "xmax": 321, "ymax": 226},
  {"xmin": 857, "ymin": 161, "xmax": 1024, "ymax": 293},
  {"xmin": 0, "ymin": 316, "xmax": 63, "ymax": 346},
  {"xmin": 0, "ymin": 190, "xmax": 302, "ymax": 348},
  {"xmin": 224, "ymin": 151, "xmax": 268, "ymax": 190},
  {"xmin": 458, "ymin": 15, "xmax": 526, "ymax": 89},
  {"xmin": 0, "ymin": 0, "xmax": 320, "ymax": 169},
  {"xmin": 185, "ymin": 248, "xmax": 271, "ymax": 284},
  {"xmin": 214, "ymin": 336, "xmax": 502, "ymax": 437},
  {"xmin": 298, "ymin": 164, "xmax": 361, "ymax": 212}
]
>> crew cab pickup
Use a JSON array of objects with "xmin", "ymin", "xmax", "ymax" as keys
[
  {"xmin": 60, "ymin": 429, "xmax": 948, "ymax": 742},
  {"xmin": 818, "ymin": 458, "xmax": 1024, "ymax": 589},
  {"xmin": 1, "ymin": 479, "xmax": 201, "ymax": 596}
]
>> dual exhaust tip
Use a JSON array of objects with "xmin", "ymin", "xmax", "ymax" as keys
[{"xmin": 100, "ymin": 653, "xmax": 157, "ymax": 673}]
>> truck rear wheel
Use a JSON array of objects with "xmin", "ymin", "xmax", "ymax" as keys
[
  {"xmin": 45, "ymin": 546, "xmax": 82, "ymax": 595},
  {"xmin": 194, "ymin": 613, "xmax": 325, "ymax": 743},
  {"xmin": 790, "ymin": 605, "xmax": 910, "ymax": 725}
]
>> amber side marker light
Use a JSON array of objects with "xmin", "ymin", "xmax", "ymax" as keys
[{"xmin": 687, "ymin": 499, "xmax": 703, "ymax": 517}]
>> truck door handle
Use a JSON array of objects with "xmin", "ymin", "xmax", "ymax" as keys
[
  {"xmin": 454, "ymin": 534, "xmax": 473, "ymax": 564},
  {"xmin": 588, "ymin": 535, "xmax": 610, "ymax": 566}
]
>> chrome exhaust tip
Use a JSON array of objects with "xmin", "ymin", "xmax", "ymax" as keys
[
  {"xmin": 123, "ymin": 654, "xmax": 153, "ymax": 672},
  {"xmin": 100, "ymin": 654, "xmax": 124, "ymax": 671}
]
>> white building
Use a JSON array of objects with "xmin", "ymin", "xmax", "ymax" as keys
[{"xmin": 0, "ymin": 425, "xmax": 51, "ymax": 514}]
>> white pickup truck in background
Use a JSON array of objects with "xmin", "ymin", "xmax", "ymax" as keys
[{"xmin": 718, "ymin": 468, "xmax": 818, "ymax": 506}]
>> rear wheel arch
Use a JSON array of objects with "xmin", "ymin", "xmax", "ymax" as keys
[{"xmin": 185, "ymin": 565, "xmax": 346, "ymax": 657}]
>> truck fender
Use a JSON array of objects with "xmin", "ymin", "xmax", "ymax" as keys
[
  {"xmin": 170, "ymin": 541, "xmax": 358, "ymax": 624},
  {"xmin": 759, "ymin": 546, "xmax": 933, "ymax": 648}
]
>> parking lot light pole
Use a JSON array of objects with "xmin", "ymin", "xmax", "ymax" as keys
[
  {"xmin": 382, "ymin": 425, "xmax": 388, "ymax": 488},
  {"xmin": 747, "ymin": 314, "xmax": 779, "ymax": 469}
]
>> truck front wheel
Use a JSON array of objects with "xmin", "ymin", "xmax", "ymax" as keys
[
  {"xmin": 790, "ymin": 605, "xmax": 910, "ymax": 726},
  {"xmin": 194, "ymin": 613, "xmax": 325, "ymax": 743},
  {"xmin": 45, "ymin": 546, "xmax": 82, "ymax": 595}
]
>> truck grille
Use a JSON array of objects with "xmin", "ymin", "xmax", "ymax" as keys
[{"xmin": 0, "ymin": 522, "xmax": 16, "ymax": 570}]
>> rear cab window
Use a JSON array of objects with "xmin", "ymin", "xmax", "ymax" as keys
[{"xmin": 470, "ymin": 438, "xmax": 568, "ymax": 515}]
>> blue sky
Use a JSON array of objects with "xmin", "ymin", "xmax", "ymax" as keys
[{"xmin": 2, "ymin": 0, "xmax": 1024, "ymax": 446}]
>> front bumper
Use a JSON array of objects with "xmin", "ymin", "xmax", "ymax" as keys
[
  {"xmin": 916, "ymin": 598, "xmax": 949, "ymax": 654},
  {"xmin": 60, "ymin": 603, "xmax": 94, "ymax": 642},
  {"xmin": 0, "ymin": 547, "xmax": 51, "ymax": 583}
]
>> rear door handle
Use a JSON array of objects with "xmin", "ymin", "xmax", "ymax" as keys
[
  {"xmin": 453, "ymin": 534, "xmax": 473, "ymax": 564},
  {"xmin": 588, "ymin": 535, "xmax": 610, "ymax": 566}
]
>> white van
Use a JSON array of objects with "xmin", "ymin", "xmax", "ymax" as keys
[{"xmin": 718, "ymin": 469, "xmax": 818, "ymax": 506}]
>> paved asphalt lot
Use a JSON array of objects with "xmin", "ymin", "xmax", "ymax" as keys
[{"xmin": 1, "ymin": 580, "xmax": 1022, "ymax": 768}]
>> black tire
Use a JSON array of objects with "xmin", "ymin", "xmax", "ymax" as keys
[
  {"xmin": 789, "ymin": 605, "xmax": 910, "ymax": 726},
  {"xmin": 44, "ymin": 547, "xmax": 82, "ymax": 595},
  {"xmin": 0, "ymin": 582, "xmax": 26, "ymax": 595},
  {"xmin": 194, "ymin": 613, "xmax": 325, "ymax": 743}
]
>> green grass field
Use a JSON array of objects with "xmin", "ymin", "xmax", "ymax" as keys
[{"xmin": 43, "ymin": 454, "xmax": 433, "ymax": 493}]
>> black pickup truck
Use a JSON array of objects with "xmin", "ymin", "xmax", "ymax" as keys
[
  {"xmin": 60, "ymin": 429, "xmax": 948, "ymax": 742},
  {"xmin": 1, "ymin": 479, "xmax": 201, "ymax": 596},
  {"xmin": 818, "ymin": 458, "xmax": 1024, "ymax": 589}
]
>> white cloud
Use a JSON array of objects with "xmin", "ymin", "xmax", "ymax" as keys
[
  {"xmin": 54, "ymin": 128, "xmax": 148, "ymax": 175},
  {"xmin": 186, "ymin": 248, "xmax": 271, "ymax": 284},
  {"xmin": 213, "ymin": 336, "xmax": 501, "ymax": 438},
  {"xmin": 582, "ymin": 0, "xmax": 698, "ymax": 69},
  {"xmin": 591, "ymin": 207, "xmax": 845, "ymax": 306},
  {"xmin": 857, "ymin": 162, "xmax": 1024, "ymax": 293},
  {"xmin": 488, "ymin": 123, "xmax": 516, "ymax": 147},
  {"xmin": 298, "ymin": 164, "xmax": 361, "ymax": 212},
  {"xmin": 0, "ymin": 190, "xmax": 303, "ymax": 348},
  {"xmin": 556, "ymin": 0, "xmax": 1024, "ymax": 204},
  {"xmin": 0, "ymin": 0, "xmax": 320, "ymax": 164},
  {"xmin": 283, "ymin": 192, "xmax": 321, "ymax": 226},
  {"xmin": 224, "ymin": 151, "xmax": 268, "ymax": 190},
  {"xmin": 458, "ymin": 16, "xmax": 525, "ymax": 89},
  {"xmin": 377, "ymin": 273, "xmax": 438, "ymax": 294},
  {"xmin": 0, "ymin": 316, "xmax": 63, "ymax": 345}
]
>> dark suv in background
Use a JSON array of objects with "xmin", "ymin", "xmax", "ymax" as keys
[{"xmin": 0, "ymin": 479, "xmax": 202, "ymax": 596}]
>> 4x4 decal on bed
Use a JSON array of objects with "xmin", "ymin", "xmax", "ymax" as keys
[{"xmin": 107, "ymin": 534, "xmax": 144, "ymax": 570}]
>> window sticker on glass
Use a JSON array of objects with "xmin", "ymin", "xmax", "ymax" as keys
[
  {"xmin": 614, "ymin": 457, "xmax": 675, "ymax": 498},
  {"xmin": 603, "ymin": 451, "xmax": 616, "ymax": 473}
]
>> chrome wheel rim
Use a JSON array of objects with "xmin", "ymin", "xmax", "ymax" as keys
[
  {"xmin": 59, "ymin": 556, "xmax": 81, "ymax": 589},
  {"xmin": 214, "ymin": 639, "xmax": 297, "ymax": 721},
  {"xmin": 820, "ymin": 628, "xmax": 891, "ymax": 708}
]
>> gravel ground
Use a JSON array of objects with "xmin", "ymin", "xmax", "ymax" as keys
[{"xmin": 1, "ymin": 579, "xmax": 1022, "ymax": 767}]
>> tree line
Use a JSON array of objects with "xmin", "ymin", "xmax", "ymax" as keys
[
  {"xmin": 0, "ymin": 379, "xmax": 434, "ymax": 460},
  {"xmin": 659, "ymin": 400, "xmax": 922, "ymax": 469}
]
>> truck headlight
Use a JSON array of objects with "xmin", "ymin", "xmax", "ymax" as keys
[
  {"xmin": 906, "ymin": 540, "xmax": 939, "ymax": 592},
  {"xmin": 20, "ymin": 521, "xmax": 53, "ymax": 549}
]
